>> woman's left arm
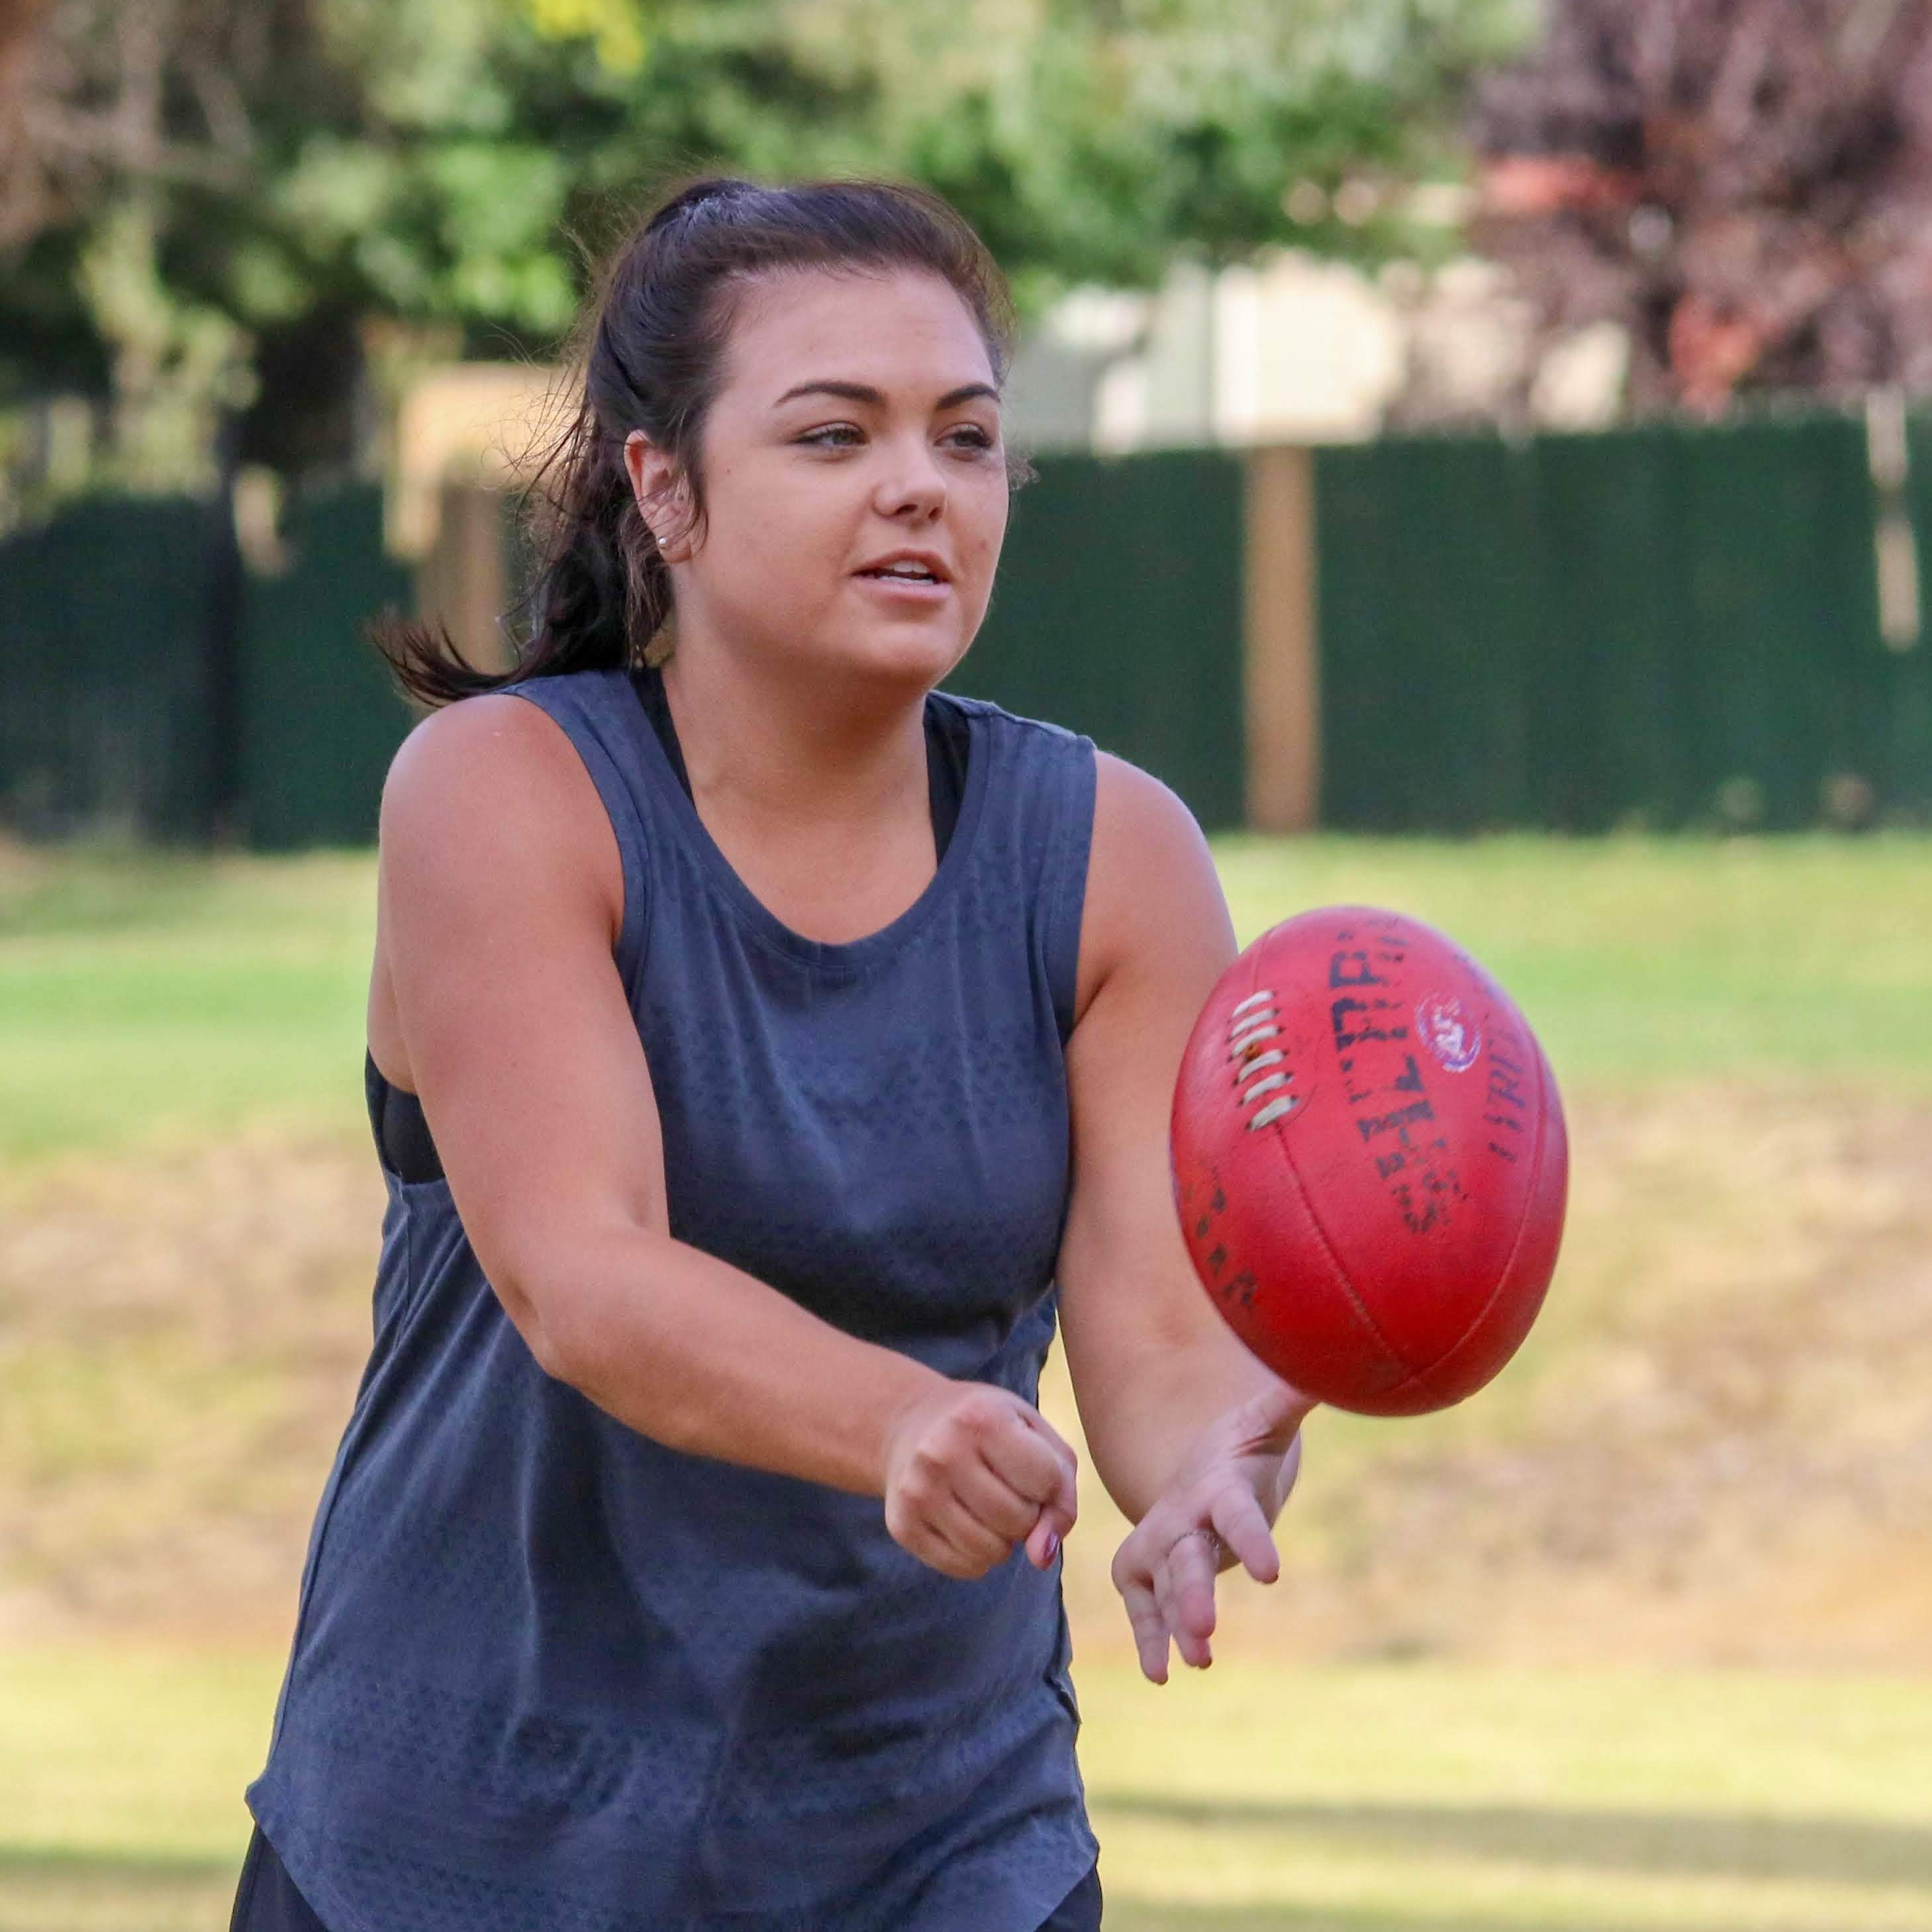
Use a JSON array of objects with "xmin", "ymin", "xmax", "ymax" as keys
[{"xmin": 1057, "ymin": 754, "xmax": 1316, "ymax": 1684}]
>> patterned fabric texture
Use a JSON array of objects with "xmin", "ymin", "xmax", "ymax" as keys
[
  {"xmin": 246, "ymin": 671, "xmax": 1102, "ymax": 1932},
  {"xmin": 228, "ymin": 1827, "xmax": 1104, "ymax": 1932}
]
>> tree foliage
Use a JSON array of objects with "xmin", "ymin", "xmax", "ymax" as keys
[
  {"xmin": 0, "ymin": 0, "xmax": 1526, "ymax": 483},
  {"xmin": 1471, "ymin": 0, "xmax": 1932, "ymax": 412}
]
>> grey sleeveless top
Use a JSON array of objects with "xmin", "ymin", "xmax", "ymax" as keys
[{"xmin": 246, "ymin": 668, "xmax": 1101, "ymax": 1931}]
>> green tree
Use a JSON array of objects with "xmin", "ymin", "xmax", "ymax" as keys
[{"xmin": 0, "ymin": 0, "xmax": 1527, "ymax": 489}]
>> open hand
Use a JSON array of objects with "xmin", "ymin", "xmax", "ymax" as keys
[{"xmin": 1110, "ymin": 1378, "xmax": 1312, "ymax": 1682}]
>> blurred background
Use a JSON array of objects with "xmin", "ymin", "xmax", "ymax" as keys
[{"xmin": 3, "ymin": 1, "xmax": 1932, "ymax": 1927}]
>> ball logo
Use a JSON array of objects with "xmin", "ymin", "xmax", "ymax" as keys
[{"xmin": 1417, "ymin": 994, "xmax": 1480, "ymax": 1074}]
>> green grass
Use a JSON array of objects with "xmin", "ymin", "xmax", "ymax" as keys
[
  {"xmin": 2, "ymin": 1643, "xmax": 1929, "ymax": 1931},
  {"xmin": 1215, "ymin": 833, "xmax": 1932, "ymax": 1092},
  {"xmin": 0, "ymin": 1644, "xmax": 273, "ymax": 1932},
  {"xmin": 6, "ymin": 838, "xmax": 1932, "ymax": 1929},
  {"xmin": 6, "ymin": 834, "xmax": 1932, "ymax": 1166},
  {"xmin": 0, "ymin": 850, "xmax": 375, "ymax": 1163},
  {"xmin": 1085, "ymin": 1659, "xmax": 1932, "ymax": 1929}
]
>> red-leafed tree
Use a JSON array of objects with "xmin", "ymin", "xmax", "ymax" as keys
[{"xmin": 1471, "ymin": 0, "xmax": 1932, "ymax": 412}]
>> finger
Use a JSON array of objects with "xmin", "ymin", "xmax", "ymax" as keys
[
  {"xmin": 1115, "ymin": 1557, "xmax": 1171, "ymax": 1685},
  {"xmin": 902, "ymin": 1518, "xmax": 979, "ymax": 1580},
  {"xmin": 926, "ymin": 1500, "xmax": 1013, "ymax": 1579},
  {"xmin": 1151, "ymin": 1545, "xmax": 1214, "ymax": 1672},
  {"xmin": 1210, "ymin": 1485, "xmax": 1282, "ymax": 1586},
  {"xmin": 1151, "ymin": 1550, "xmax": 1177, "ymax": 1631},
  {"xmin": 1015, "ymin": 1402, "xmax": 1079, "ymax": 1468},
  {"xmin": 1034, "ymin": 1472, "xmax": 1077, "ymax": 1555},
  {"xmin": 989, "ymin": 1414, "xmax": 1078, "ymax": 1558},
  {"xmin": 1277, "ymin": 1429, "xmax": 1305, "ymax": 1506},
  {"xmin": 1032, "ymin": 1418, "xmax": 1081, "ymax": 1545},
  {"xmin": 1024, "ymin": 1515, "xmax": 1061, "ymax": 1571},
  {"xmin": 987, "ymin": 1408, "xmax": 1079, "ymax": 1518},
  {"xmin": 948, "ymin": 1456, "xmax": 1041, "ymax": 1545},
  {"xmin": 1164, "ymin": 1529, "xmax": 1220, "ymax": 1669},
  {"xmin": 960, "ymin": 1424, "xmax": 1076, "ymax": 1572}
]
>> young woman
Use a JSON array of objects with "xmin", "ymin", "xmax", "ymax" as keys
[{"xmin": 231, "ymin": 176, "xmax": 1310, "ymax": 1932}]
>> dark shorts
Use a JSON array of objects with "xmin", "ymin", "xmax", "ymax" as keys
[{"xmin": 230, "ymin": 1825, "xmax": 1102, "ymax": 1931}]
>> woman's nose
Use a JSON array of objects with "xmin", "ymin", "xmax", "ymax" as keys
[{"xmin": 874, "ymin": 440, "xmax": 947, "ymax": 519}]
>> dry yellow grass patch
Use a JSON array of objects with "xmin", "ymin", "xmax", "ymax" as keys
[{"xmin": 1, "ymin": 1087, "xmax": 1928, "ymax": 1666}]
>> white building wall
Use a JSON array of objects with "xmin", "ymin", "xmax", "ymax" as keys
[{"xmin": 1006, "ymin": 248, "xmax": 1625, "ymax": 456}]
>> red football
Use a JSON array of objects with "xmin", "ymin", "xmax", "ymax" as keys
[{"xmin": 1171, "ymin": 906, "xmax": 1568, "ymax": 1416}]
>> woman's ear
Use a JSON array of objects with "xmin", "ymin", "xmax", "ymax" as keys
[{"xmin": 624, "ymin": 430, "xmax": 693, "ymax": 560}]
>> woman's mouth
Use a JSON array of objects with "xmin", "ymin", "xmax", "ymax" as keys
[{"xmin": 854, "ymin": 568, "xmax": 950, "ymax": 600}]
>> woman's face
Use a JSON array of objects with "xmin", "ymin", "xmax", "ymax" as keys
[{"xmin": 633, "ymin": 266, "xmax": 1009, "ymax": 698}]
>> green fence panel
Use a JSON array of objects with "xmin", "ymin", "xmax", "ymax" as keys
[
  {"xmin": 956, "ymin": 448, "xmax": 1246, "ymax": 830},
  {"xmin": 17, "ymin": 421, "xmax": 1919, "ymax": 849},
  {"xmin": 1317, "ymin": 413, "xmax": 1902, "ymax": 832},
  {"xmin": 1896, "ymin": 411, "xmax": 1932, "ymax": 817},
  {"xmin": 242, "ymin": 484, "xmax": 416, "ymax": 849},
  {"xmin": 1528, "ymin": 424, "xmax": 1690, "ymax": 828},
  {"xmin": 0, "ymin": 495, "xmax": 220, "ymax": 838},
  {"xmin": 1806, "ymin": 419, "xmax": 1895, "ymax": 815},
  {"xmin": 1674, "ymin": 414, "xmax": 1880, "ymax": 830},
  {"xmin": 1315, "ymin": 436, "xmax": 1547, "ymax": 832}
]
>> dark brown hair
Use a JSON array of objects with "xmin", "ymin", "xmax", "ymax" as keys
[{"xmin": 373, "ymin": 175, "xmax": 1029, "ymax": 708}]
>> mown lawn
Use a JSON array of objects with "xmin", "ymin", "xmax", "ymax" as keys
[
  {"xmin": 5, "ymin": 832, "xmax": 1932, "ymax": 1166},
  {"xmin": 3, "ymin": 1645, "xmax": 1929, "ymax": 1931},
  {"xmin": 0, "ymin": 849, "xmax": 375, "ymax": 1166},
  {"xmin": 1212, "ymin": 832, "xmax": 1932, "ymax": 1093},
  {"xmin": 5, "ymin": 836, "xmax": 1931, "ymax": 1929}
]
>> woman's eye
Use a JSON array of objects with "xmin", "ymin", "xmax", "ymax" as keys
[{"xmin": 795, "ymin": 423, "xmax": 997, "ymax": 454}]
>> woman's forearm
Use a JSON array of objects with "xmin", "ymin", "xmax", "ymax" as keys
[
  {"xmin": 1081, "ymin": 1326, "xmax": 1294, "ymax": 1522},
  {"xmin": 510, "ymin": 1219, "xmax": 947, "ymax": 1496}
]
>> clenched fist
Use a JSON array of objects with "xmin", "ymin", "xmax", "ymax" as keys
[{"xmin": 882, "ymin": 1383, "xmax": 1079, "ymax": 1579}]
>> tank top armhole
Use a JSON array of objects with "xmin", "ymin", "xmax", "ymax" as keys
[
  {"xmin": 501, "ymin": 677, "xmax": 653, "ymax": 993},
  {"xmin": 1043, "ymin": 732, "xmax": 1098, "ymax": 1046}
]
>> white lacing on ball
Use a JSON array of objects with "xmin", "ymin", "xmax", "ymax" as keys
[{"xmin": 1223, "ymin": 989, "xmax": 1300, "ymax": 1130}]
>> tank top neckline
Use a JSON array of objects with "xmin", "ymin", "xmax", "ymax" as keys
[{"xmin": 621, "ymin": 669, "xmax": 992, "ymax": 973}]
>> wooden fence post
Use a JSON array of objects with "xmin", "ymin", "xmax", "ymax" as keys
[
  {"xmin": 414, "ymin": 483, "xmax": 513, "ymax": 673},
  {"xmin": 1242, "ymin": 444, "xmax": 1320, "ymax": 832}
]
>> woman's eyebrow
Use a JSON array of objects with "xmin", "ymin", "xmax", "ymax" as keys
[{"xmin": 771, "ymin": 379, "xmax": 1000, "ymax": 411}]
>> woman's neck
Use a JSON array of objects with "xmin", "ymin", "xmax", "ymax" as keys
[{"xmin": 657, "ymin": 644, "xmax": 930, "ymax": 832}]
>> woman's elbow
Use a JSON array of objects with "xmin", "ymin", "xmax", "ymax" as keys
[
  {"xmin": 471, "ymin": 1214, "xmax": 596, "ymax": 1385},
  {"xmin": 491, "ymin": 1263, "xmax": 579, "ymax": 1383}
]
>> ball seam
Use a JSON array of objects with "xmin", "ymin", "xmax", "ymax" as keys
[
  {"xmin": 1266, "ymin": 1118, "xmax": 1416, "ymax": 1381},
  {"xmin": 1382, "ymin": 1025, "xmax": 1555, "ymax": 1402}
]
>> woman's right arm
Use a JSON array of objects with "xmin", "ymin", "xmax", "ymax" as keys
[{"xmin": 376, "ymin": 695, "xmax": 1075, "ymax": 1579}]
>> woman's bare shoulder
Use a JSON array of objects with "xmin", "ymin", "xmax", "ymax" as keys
[
  {"xmin": 378, "ymin": 690, "xmax": 624, "ymax": 938},
  {"xmin": 1072, "ymin": 752, "xmax": 1233, "ymax": 1027},
  {"xmin": 384, "ymin": 689, "xmax": 604, "ymax": 838},
  {"xmin": 384, "ymin": 690, "xmax": 576, "ymax": 805}
]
